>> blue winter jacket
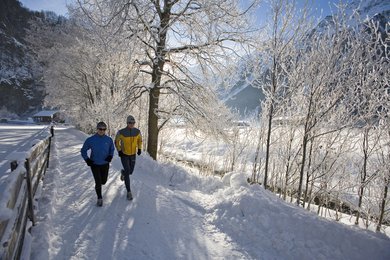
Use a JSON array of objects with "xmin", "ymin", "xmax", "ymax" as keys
[{"xmin": 81, "ymin": 134, "xmax": 115, "ymax": 165}]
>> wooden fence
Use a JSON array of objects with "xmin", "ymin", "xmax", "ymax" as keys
[{"xmin": 0, "ymin": 127, "xmax": 53, "ymax": 260}]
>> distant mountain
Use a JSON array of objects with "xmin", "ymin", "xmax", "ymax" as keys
[
  {"xmin": 348, "ymin": 0, "xmax": 390, "ymax": 18},
  {"xmin": 222, "ymin": 63, "xmax": 265, "ymax": 118},
  {"xmin": 0, "ymin": 0, "xmax": 45, "ymax": 116},
  {"xmin": 319, "ymin": 0, "xmax": 390, "ymax": 31},
  {"xmin": 224, "ymin": 0, "xmax": 389, "ymax": 118}
]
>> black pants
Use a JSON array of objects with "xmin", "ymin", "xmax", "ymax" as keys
[
  {"xmin": 120, "ymin": 155, "xmax": 136, "ymax": 192},
  {"xmin": 91, "ymin": 164, "xmax": 109, "ymax": 199}
]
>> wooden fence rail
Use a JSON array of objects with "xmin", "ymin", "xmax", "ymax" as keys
[{"xmin": 0, "ymin": 127, "xmax": 53, "ymax": 260}]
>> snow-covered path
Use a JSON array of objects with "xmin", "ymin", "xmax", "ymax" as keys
[
  {"xmin": 30, "ymin": 127, "xmax": 390, "ymax": 260},
  {"xmin": 30, "ymin": 127, "xmax": 246, "ymax": 259}
]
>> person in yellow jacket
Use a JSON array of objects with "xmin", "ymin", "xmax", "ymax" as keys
[{"xmin": 115, "ymin": 115, "xmax": 142, "ymax": 200}]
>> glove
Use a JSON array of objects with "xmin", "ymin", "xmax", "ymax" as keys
[
  {"xmin": 137, "ymin": 149, "xmax": 141, "ymax": 156},
  {"xmin": 85, "ymin": 158, "xmax": 93, "ymax": 166},
  {"xmin": 118, "ymin": 151, "xmax": 124, "ymax": 157},
  {"xmin": 105, "ymin": 155, "xmax": 113, "ymax": 162}
]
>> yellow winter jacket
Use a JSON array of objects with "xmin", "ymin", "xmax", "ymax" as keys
[{"xmin": 115, "ymin": 127, "xmax": 142, "ymax": 156}]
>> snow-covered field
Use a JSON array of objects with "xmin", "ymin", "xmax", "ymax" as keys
[
  {"xmin": 0, "ymin": 122, "xmax": 50, "ymax": 214},
  {"xmin": 160, "ymin": 125, "xmax": 390, "ymax": 235},
  {"xmin": 0, "ymin": 123, "xmax": 47, "ymax": 169},
  {"xmin": 21, "ymin": 126, "xmax": 390, "ymax": 259}
]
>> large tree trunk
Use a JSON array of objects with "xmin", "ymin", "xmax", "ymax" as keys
[
  {"xmin": 147, "ymin": 87, "xmax": 160, "ymax": 160},
  {"xmin": 145, "ymin": 6, "xmax": 170, "ymax": 160}
]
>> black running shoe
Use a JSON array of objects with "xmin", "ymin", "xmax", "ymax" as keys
[
  {"xmin": 120, "ymin": 169, "xmax": 124, "ymax": 181},
  {"xmin": 97, "ymin": 198, "xmax": 103, "ymax": 207},
  {"xmin": 127, "ymin": 191, "xmax": 133, "ymax": 200}
]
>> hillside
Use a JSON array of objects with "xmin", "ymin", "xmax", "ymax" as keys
[{"xmin": 0, "ymin": 0, "xmax": 45, "ymax": 116}]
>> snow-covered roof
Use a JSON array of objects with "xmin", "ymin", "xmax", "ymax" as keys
[{"xmin": 32, "ymin": 110, "xmax": 59, "ymax": 117}]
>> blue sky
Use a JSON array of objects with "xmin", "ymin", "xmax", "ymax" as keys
[
  {"xmin": 19, "ymin": 0, "xmax": 71, "ymax": 16},
  {"xmin": 19, "ymin": 0, "xmax": 344, "ymax": 18}
]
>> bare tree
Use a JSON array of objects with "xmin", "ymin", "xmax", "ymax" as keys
[
  {"xmin": 343, "ymin": 16, "xmax": 389, "ymax": 225},
  {"xmin": 253, "ymin": 0, "xmax": 315, "ymax": 189},
  {"xmin": 27, "ymin": 9, "xmax": 143, "ymax": 134},
  {"xmin": 76, "ymin": 0, "xmax": 259, "ymax": 160},
  {"xmin": 287, "ymin": 9, "xmax": 362, "ymax": 206}
]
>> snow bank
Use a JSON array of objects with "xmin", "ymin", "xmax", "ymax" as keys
[{"xmin": 28, "ymin": 127, "xmax": 390, "ymax": 260}]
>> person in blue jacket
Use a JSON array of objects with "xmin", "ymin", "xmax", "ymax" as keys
[{"xmin": 81, "ymin": 122, "xmax": 114, "ymax": 207}]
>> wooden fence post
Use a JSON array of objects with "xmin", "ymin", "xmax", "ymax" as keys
[
  {"xmin": 24, "ymin": 159, "xmax": 35, "ymax": 226},
  {"xmin": 10, "ymin": 161, "xmax": 18, "ymax": 171}
]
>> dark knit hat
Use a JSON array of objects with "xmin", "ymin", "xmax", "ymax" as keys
[
  {"xmin": 96, "ymin": 121, "xmax": 107, "ymax": 129},
  {"xmin": 127, "ymin": 115, "xmax": 135, "ymax": 123}
]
